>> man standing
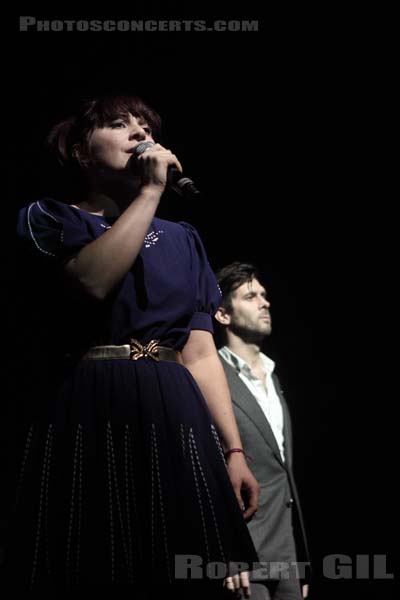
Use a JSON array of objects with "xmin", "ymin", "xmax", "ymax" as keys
[{"xmin": 215, "ymin": 262, "xmax": 310, "ymax": 600}]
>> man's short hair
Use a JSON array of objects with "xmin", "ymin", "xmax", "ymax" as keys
[{"xmin": 216, "ymin": 262, "xmax": 259, "ymax": 312}]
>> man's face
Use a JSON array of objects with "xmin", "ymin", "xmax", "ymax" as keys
[{"xmin": 228, "ymin": 278, "xmax": 271, "ymax": 341}]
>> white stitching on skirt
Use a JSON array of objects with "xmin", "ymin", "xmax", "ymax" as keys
[
  {"xmin": 189, "ymin": 428, "xmax": 226, "ymax": 563},
  {"xmin": 124, "ymin": 424, "xmax": 136, "ymax": 584},
  {"xmin": 16, "ymin": 424, "xmax": 34, "ymax": 501},
  {"xmin": 30, "ymin": 424, "xmax": 53, "ymax": 589},
  {"xmin": 188, "ymin": 428, "xmax": 210, "ymax": 564},
  {"xmin": 150, "ymin": 424, "xmax": 171, "ymax": 582},
  {"xmin": 106, "ymin": 422, "xmax": 130, "ymax": 582},
  {"xmin": 211, "ymin": 424, "xmax": 228, "ymax": 469},
  {"xmin": 66, "ymin": 424, "xmax": 83, "ymax": 586},
  {"xmin": 180, "ymin": 423, "xmax": 186, "ymax": 459}
]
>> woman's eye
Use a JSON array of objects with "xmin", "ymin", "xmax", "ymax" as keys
[{"xmin": 110, "ymin": 121, "xmax": 126, "ymax": 128}]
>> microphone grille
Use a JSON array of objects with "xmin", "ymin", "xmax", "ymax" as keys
[{"xmin": 133, "ymin": 141, "xmax": 155, "ymax": 157}]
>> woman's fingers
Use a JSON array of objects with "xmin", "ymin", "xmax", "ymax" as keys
[
  {"xmin": 224, "ymin": 571, "xmax": 251, "ymax": 597},
  {"xmin": 240, "ymin": 570, "xmax": 251, "ymax": 597}
]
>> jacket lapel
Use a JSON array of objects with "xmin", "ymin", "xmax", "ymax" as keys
[
  {"xmin": 272, "ymin": 373, "xmax": 293, "ymax": 467},
  {"xmin": 221, "ymin": 358, "xmax": 286, "ymax": 468}
]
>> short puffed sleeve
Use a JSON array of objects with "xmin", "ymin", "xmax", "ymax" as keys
[
  {"xmin": 180, "ymin": 221, "xmax": 221, "ymax": 333},
  {"xmin": 16, "ymin": 198, "xmax": 96, "ymax": 266}
]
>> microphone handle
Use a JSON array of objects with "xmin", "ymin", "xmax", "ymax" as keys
[
  {"xmin": 134, "ymin": 141, "xmax": 201, "ymax": 198},
  {"xmin": 168, "ymin": 168, "xmax": 201, "ymax": 198}
]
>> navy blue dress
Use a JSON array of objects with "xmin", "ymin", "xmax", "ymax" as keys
[{"xmin": 7, "ymin": 198, "xmax": 258, "ymax": 592}]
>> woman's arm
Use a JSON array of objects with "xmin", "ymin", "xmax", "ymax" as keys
[
  {"xmin": 65, "ymin": 186, "xmax": 161, "ymax": 300},
  {"xmin": 65, "ymin": 145, "xmax": 181, "ymax": 300},
  {"xmin": 182, "ymin": 329, "xmax": 260, "ymax": 520}
]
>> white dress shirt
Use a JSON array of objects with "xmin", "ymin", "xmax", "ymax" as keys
[{"xmin": 219, "ymin": 346, "xmax": 285, "ymax": 462}]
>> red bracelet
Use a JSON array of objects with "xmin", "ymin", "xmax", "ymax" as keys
[
  {"xmin": 224, "ymin": 448, "xmax": 245, "ymax": 459},
  {"xmin": 224, "ymin": 448, "xmax": 253, "ymax": 462}
]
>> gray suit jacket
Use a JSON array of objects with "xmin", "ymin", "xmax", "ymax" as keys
[{"xmin": 220, "ymin": 356, "xmax": 310, "ymax": 579}]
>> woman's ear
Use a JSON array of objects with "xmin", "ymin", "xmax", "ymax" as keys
[
  {"xmin": 215, "ymin": 307, "xmax": 231, "ymax": 326},
  {"xmin": 72, "ymin": 144, "xmax": 89, "ymax": 168}
]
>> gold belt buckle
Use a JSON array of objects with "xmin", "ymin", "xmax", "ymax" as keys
[{"xmin": 129, "ymin": 338, "xmax": 160, "ymax": 361}]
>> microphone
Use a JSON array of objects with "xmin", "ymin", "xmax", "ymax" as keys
[{"xmin": 132, "ymin": 141, "xmax": 201, "ymax": 199}]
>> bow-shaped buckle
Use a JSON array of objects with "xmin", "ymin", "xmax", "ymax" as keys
[{"xmin": 129, "ymin": 338, "xmax": 160, "ymax": 361}]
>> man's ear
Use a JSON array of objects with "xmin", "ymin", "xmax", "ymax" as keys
[{"xmin": 215, "ymin": 306, "xmax": 231, "ymax": 326}]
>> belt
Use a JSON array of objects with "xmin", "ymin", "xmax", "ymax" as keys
[{"xmin": 82, "ymin": 339, "xmax": 183, "ymax": 364}]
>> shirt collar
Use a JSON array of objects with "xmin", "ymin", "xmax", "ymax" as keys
[{"xmin": 219, "ymin": 346, "xmax": 275, "ymax": 378}]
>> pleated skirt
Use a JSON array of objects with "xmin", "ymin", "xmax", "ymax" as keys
[{"xmin": 4, "ymin": 358, "xmax": 258, "ymax": 594}]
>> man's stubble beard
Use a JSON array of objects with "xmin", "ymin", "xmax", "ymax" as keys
[{"xmin": 229, "ymin": 320, "xmax": 271, "ymax": 346}]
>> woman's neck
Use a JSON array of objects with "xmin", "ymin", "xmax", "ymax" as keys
[
  {"xmin": 79, "ymin": 175, "xmax": 142, "ymax": 216},
  {"xmin": 75, "ymin": 194, "xmax": 117, "ymax": 217}
]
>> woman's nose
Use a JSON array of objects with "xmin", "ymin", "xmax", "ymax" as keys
[
  {"xmin": 129, "ymin": 118, "xmax": 152, "ymax": 142},
  {"xmin": 129, "ymin": 127, "xmax": 147, "ymax": 142}
]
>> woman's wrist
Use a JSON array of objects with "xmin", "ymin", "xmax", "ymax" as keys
[
  {"xmin": 224, "ymin": 447, "xmax": 245, "ymax": 459},
  {"xmin": 224, "ymin": 447, "xmax": 253, "ymax": 461},
  {"xmin": 140, "ymin": 183, "xmax": 165, "ymax": 200}
]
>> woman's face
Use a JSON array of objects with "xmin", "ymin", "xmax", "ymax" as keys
[{"xmin": 86, "ymin": 113, "xmax": 154, "ymax": 172}]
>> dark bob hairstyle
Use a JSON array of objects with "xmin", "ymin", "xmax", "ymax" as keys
[{"xmin": 46, "ymin": 94, "xmax": 162, "ymax": 171}]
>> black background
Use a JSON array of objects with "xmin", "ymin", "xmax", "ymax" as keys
[{"xmin": 3, "ymin": 9, "xmax": 397, "ymax": 599}]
